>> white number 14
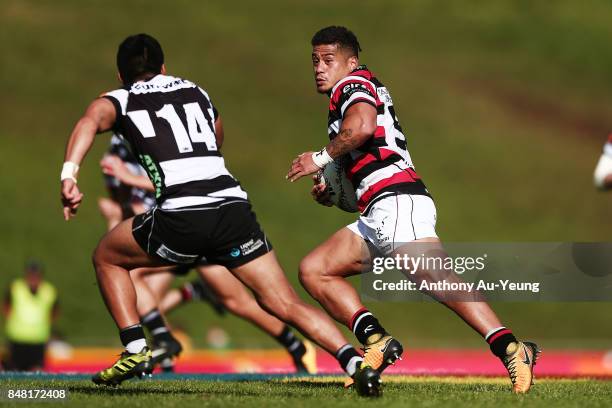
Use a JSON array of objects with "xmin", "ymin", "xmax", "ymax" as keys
[{"xmin": 127, "ymin": 103, "xmax": 217, "ymax": 153}]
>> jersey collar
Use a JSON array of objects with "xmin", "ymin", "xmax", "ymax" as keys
[{"xmin": 328, "ymin": 64, "xmax": 373, "ymax": 97}]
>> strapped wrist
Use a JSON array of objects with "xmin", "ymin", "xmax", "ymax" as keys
[
  {"xmin": 60, "ymin": 161, "xmax": 79, "ymax": 182},
  {"xmin": 312, "ymin": 148, "xmax": 334, "ymax": 169}
]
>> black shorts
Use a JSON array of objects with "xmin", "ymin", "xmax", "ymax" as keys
[
  {"xmin": 5, "ymin": 342, "xmax": 46, "ymax": 371},
  {"xmin": 132, "ymin": 200, "xmax": 272, "ymax": 269}
]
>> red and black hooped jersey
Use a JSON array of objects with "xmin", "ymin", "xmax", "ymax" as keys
[{"xmin": 327, "ymin": 65, "xmax": 430, "ymax": 213}]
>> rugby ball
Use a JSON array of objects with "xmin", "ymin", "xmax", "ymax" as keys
[{"xmin": 319, "ymin": 157, "xmax": 359, "ymax": 213}]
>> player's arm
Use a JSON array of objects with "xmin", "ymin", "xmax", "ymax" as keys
[
  {"xmin": 100, "ymin": 155, "xmax": 155, "ymax": 191},
  {"xmin": 61, "ymin": 98, "xmax": 117, "ymax": 221},
  {"xmin": 286, "ymin": 102, "xmax": 377, "ymax": 182}
]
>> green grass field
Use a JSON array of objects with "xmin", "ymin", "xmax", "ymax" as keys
[
  {"xmin": 1, "ymin": 375, "xmax": 611, "ymax": 408},
  {"xmin": 1, "ymin": 0, "xmax": 611, "ymax": 349}
]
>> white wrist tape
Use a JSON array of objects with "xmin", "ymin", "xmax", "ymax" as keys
[
  {"xmin": 60, "ymin": 162, "xmax": 79, "ymax": 182},
  {"xmin": 312, "ymin": 148, "xmax": 334, "ymax": 169}
]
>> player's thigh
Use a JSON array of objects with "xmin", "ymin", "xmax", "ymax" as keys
[
  {"xmin": 197, "ymin": 264, "xmax": 248, "ymax": 301},
  {"xmin": 391, "ymin": 238, "xmax": 463, "ymax": 286},
  {"xmin": 392, "ymin": 237, "xmax": 443, "ymax": 258},
  {"xmin": 300, "ymin": 226, "xmax": 370, "ymax": 279},
  {"xmin": 98, "ymin": 197, "xmax": 121, "ymax": 220},
  {"xmin": 142, "ymin": 270, "xmax": 175, "ymax": 298},
  {"xmin": 94, "ymin": 217, "xmax": 167, "ymax": 270},
  {"xmin": 229, "ymin": 251, "xmax": 299, "ymax": 306}
]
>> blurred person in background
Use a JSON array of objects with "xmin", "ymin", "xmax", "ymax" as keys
[
  {"xmin": 98, "ymin": 133, "xmax": 156, "ymax": 230},
  {"xmin": 593, "ymin": 134, "xmax": 612, "ymax": 190},
  {"xmin": 2, "ymin": 261, "xmax": 59, "ymax": 371}
]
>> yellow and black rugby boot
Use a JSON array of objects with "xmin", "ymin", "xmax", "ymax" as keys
[
  {"xmin": 137, "ymin": 336, "xmax": 183, "ymax": 376},
  {"xmin": 352, "ymin": 364, "xmax": 382, "ymax": 397},
  {"xmin": 92, "ymin": 347, "xmax": 152, "ymax": 386},
  {"xmin": 345, "ymin": 334, "xmax": 403, "ymax": 388},
  {"xmin": 502, "ymin": 341, "xmax": 541, "ymax": 393},
  {"xmin": 292, "ymin": 339, "xmax": 317, "ymax": 374}
]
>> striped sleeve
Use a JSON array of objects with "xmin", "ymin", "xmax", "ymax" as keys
[
  {"xmin": 332, "ymin": 79, "xmax": 377, "ymax": 117},
  {"xmin": 101, "ymin": 89, "xmax": 128, "ymax": 116},
  {"xmin": 99, "ymin": 89, "xmax": 128, "ymax": 132}
]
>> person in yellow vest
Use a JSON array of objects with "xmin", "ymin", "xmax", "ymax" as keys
[{"xmin": 2, "ymin": 261, "xmax": 59, "ymax": 371}]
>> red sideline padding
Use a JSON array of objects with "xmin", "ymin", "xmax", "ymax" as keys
[{"xmin": 45, "ymin": 348, "xmax": 612, "ymax": 378}]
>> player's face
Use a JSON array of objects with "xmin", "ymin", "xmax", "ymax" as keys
[
  {"xmin": 25, "ymin": 270, "xmax": 42, "ymax": 291},
  {"xmin": 312, "ymin": 44, "xmax": 357, "ymax": 94}
]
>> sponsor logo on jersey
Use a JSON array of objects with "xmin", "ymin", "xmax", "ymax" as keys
[
  {"xmin": 140, "ymin": 154, "xmax": 163, "ymax": 198},
  {"xmin": 377, "ymin": 87, "xmax": 393, "ymax": 104},
  {"xmin": 230, "ymin": 248, "xmax": 241, "ymax": 258},
  {"xmin": 343, "ymin": 83, "xmax": 368, "ymax": 93}
]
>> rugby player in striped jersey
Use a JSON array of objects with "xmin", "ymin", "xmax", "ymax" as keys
[{"xmin": 287, "ymin": 26, "xmax": 539, "ymax": 393}]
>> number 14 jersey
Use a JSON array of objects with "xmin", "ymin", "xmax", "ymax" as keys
[{"xmin": 103, "ymin": 74, "xmax": 247, "ymax": 210}]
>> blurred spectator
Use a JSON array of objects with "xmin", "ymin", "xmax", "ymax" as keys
[{"xmin": 2, "ymin": 261, "xmax": 59, "ymax": 371}]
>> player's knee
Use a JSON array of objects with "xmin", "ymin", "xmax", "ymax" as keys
[
  {"xmin": 298, "ymin": 256, "xmax": 326, "ymax": 292},
  {"xmin": 257, "ymin": 292, "xmax": 297, "ymax": 322},
  {"xmin": 92, "ymin": 241, "xmax": 112, "ymax": 273},
  {"xmin": 91, "ymin": 246, "xmax": 105, "ymax": 273}
]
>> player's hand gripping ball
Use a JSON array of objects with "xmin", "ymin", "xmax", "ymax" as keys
[{"xmin": 318, "ymin": 156, "xmax": 358, "ymax": 213}]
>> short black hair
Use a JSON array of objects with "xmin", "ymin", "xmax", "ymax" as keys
[
  {"xmin": 117, "ymin": 34, "xmax": 164, "ymax": 85},
  {"xmin": 25, "ymin": 260, "xmax": 43, "ymax": 274},
  {"xmin": 311, "ymin": 26, "xmax": 362, "ymax": 57}
]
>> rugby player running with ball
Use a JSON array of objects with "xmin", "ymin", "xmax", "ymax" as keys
[{"xmin": 287, "ymin": 26, "xmax": 540, "ymax": 393}]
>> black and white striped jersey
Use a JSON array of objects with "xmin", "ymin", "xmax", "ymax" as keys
[{"xmin": 102, "ymin": 74, "xmax": 247, "ymax": 210}]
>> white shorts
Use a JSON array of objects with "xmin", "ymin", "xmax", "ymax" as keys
[{"xmin": 347, "ymin": 194, "xmax": 437, "ymax": 255}]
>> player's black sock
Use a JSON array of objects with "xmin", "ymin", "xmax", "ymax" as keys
[
  {"xmin": 119, "ymin": 324, "xmax": 147, "ymax": 353},
  {"xmin": 350, "ymin": 308, "xmax": 386, "ymax": 345},
  {"xmin": 335, "ymin": 344, "xmax": 363, "ymax": 376},
  {"xmin": 141, "ymin": 309, "xmax": 172, "ymax": 342},
  {"xmin": 275, "ymin": 325, "xmax": 306, "ymax": 360},
  {"xmin": 485, "ymin": 327, "xmax": 517, "ymax": 358}
]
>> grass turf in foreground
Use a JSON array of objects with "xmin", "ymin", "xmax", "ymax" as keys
[{"xmin": 0, "ymin": 376, "xmax": 610, "ymax": 408}]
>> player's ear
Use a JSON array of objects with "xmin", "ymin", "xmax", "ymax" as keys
[
  {"xmin": 117, "ymin": 72, "xmax": 123, "ymax": 84},
  {"xmin": 348, "ymin": 55, "xmax": 358, "ymax": 71},
  {"xmin": 160, "ymin": 64, "xmax": 167, "ymax": 75}
]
